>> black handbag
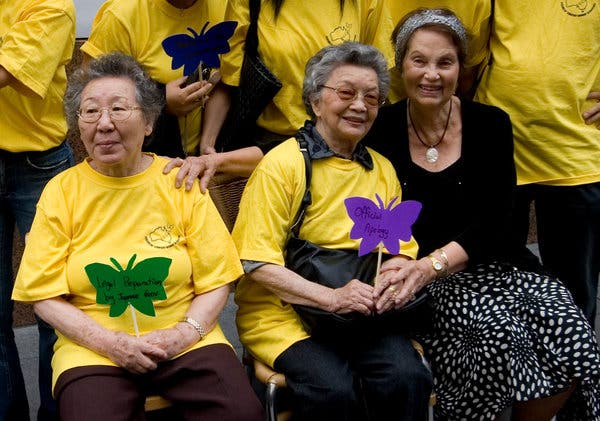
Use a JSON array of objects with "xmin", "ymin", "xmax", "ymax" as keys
[
  {"xmin": 216, "ymin": 0, "xmax": 282, "ymax": 152},
  {"xmin": 285, "ymin": 137, "xmax": 428, "ymax": 336}
]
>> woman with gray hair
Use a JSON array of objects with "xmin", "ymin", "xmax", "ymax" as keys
[
  {"xmin": 366, "ymin": 8, "xmax": 600, "ymax": 421},
  {"xmin": 12, "ymin": 52, "xmax": 263, "ymax": 421},
  {"xmin": 232, "ymin": 41, "xmax": 432, "ymax": 420}
]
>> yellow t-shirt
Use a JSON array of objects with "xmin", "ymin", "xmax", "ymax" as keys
[
  {"xmin": 385, "ymin": 0, "xmax": 491, "ymax": 103},
  {"xmin": 475, "ymin": 1, "xmax": 600, "ymax": 185},
  {"xmin": 81, "ymin": 0, "xmax": 229, "ymax": 155},
  {"xmin": 221, "ymin": 0, "xmax": 395, "ymax": 136},
  {"xmin": 0, "ymin": 0, "xmax": 75, "ymax": 152},
  {"xmin": 232, "ymin": 138, "xmax": 418, "ymax": 367},
  {"xmin": 13, "ymin": 155, "xmax": 243, "ymax": 390}
]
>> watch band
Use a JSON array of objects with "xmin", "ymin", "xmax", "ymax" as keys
[
  {"xmin": 427, "ymin": 255, "xmax": 447, "ymax": 278},
  {"xmin": 181, "ymin": 316, "xmax": 207, "ymax": 340}
]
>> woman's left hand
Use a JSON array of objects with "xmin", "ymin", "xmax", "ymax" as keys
[
  {"xmin": 373, "ymin": 257, "xmax": 434, "ymax": 313},
  {"xmin": 141, "ymin": 325, "xmax": 198, "ymax": 361},
  {"xmin": 583, "ymin": 91, "xmax": 600, "ymax": 129}
]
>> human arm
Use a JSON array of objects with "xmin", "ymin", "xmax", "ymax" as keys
[
  {"xmin": 583, "ymin": 91, "xmax": 600, "ymax": 129},
  {"xmin": 373, "ymin": 242, "xmax": 468, "ymax": 312},
  {"xmin": 246, "ymin": 263, "xmax": 375, "ymax": 315},
  {"xmin": 33, "ymin": 297, "xmax": 168, "ymax": 374},
  {"xmin": 0, "ymin": 65, "xmax": 36, "ymax": 96},
  {"xmin": 141, "ymin": 284, "xmax": 231, "ymax": 360},
  {"xmin": 163, "ymin": 146, "xmax": 263, "ymax": 192}
]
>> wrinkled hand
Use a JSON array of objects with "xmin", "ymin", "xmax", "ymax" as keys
[
  {"xmin": 105, "ymin": 331, "xmax": 168, "ymax": 374},
  {"xmin": 163, "ymin": 154, "xmax": 219, "ymax": 193},
  {"xmin": 583, "ymin": 91, "xmax": 600, "ymax": 129},
  {"xmin": 165, "ymin": 76, "xmax": 213, "ymax": 117},
  {"xmin": 373, "ymin": 258, "xmax": 432, "ymax": 313},
  {"xmin": 141, "ymin": 325, "xmax": 196, "ymax": 361},
  {"xmin": 328, "ymin": 279, "xmax": 375, "ymax": 315}
]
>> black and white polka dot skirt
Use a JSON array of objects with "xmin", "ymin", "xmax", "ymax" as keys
[{"xmin": 419, "ymin": 262, "xmax": 600, "ymax": 420}]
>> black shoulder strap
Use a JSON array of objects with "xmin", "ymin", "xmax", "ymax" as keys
[
  {"xmin": 290, "ymin": 136, "xmax": 312, "ymax": 236},
  {"xmin": 246, "ymin": 0, "xmax": 261, "ymax": 57}
]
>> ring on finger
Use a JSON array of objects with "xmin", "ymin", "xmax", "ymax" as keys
[{"xmin": 388, "ymin": 285, "xmax": 396, "ymax": 293}]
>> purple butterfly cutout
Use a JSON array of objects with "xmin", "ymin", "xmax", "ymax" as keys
[{"xmin": 344, "ymin": 194, "xmax": 422, "ymax": 256}]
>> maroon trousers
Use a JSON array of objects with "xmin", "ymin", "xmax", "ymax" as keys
[{"xmin": 54, "ymin": 344, "xmax": 263, "ymax": 421}]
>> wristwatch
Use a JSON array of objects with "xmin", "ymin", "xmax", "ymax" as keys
[
  {"xmin": 181, "ymin": 316, "xmax": 207, "ymax": 340},
  {"xmin": 427, "ymin": 255, "xmax": 446, "ymax": 278}
]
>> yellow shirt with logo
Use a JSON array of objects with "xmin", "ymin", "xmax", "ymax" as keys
[
  {"xmin": 475, "ymin": 1, "xmax": 600, "ymax": 185},
  {"xmin": 221, "ymin": 0, "xmax": 395, "ymax": 136},
  {"xmin": 81, "ymin": 0, "xmax": 228, "ymax": 155},
  {"xmin": 0, "ymin": 0, "xmax": 75, "ymax": 152},
  {"xmin": 13, "ymin": 155, "xmax": 242, "ymax": 390},
  {"xmin": 232, "ymin": 138, "xmax": 418, "ymax": 367}
]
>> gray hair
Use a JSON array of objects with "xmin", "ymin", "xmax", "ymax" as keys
[
  {"xmin": 64, "ymin": 51, "xmax": 164, "ymax": 139},
  {"xmin": 393, "ymin": 8, "xmax": 468, "ymax": 70},
  {"xmin": 302, "ymin": 42, "xmax": 390, "ymax": 120}
]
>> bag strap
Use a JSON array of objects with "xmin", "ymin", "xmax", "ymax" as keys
[
  {"xmin": 246, "ymin": 0, "xmax": 261, "ymax": 57},
  {"xmin": 290, "ymin": 136, "xmax": 312, "ymax": 236}
]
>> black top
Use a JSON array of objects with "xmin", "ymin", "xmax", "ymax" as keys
[{"xmin": 365, "ymin": 99, "xmax": 518, "ymax": 264}]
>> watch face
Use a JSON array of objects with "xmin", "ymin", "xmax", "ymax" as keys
[{"xmin": 433, "ymin": 261, "xmax": 443, "ymax": 271}]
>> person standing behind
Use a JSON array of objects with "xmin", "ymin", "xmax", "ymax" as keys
[
  {"xmin": 475, "ymin": 0, "xmax": 600, "ymax": 326},
  {"xmin": 81, "ymin": 0, "xmax": 233, "ymax": 158},
  {"xmin": 173, "ymin": 0, "xmax": 395, "ymax": 191},
  {"xmin": 384, "ymin": 0, "xmax": 491, "ymax": 102},
  {"xmin": 0, "ymin": 1, "xmax": 76, "ymax": 420}
]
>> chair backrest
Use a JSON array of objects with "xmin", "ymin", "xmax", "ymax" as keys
[{"xmin": 208, "ymin": 173, "xmax": 248, "ymax": 232}]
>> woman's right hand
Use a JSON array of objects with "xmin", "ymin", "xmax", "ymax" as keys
[
  {"xmin": 328, "ymin": 279, "xmax": 375, "ymax": 315},
  {"xmin": 165, "ymin": 76, "xmax": 213, "ymax": 116},
  {"xmin": 105, "ymin": 331, "xmax": 169, "ymax": 374}
]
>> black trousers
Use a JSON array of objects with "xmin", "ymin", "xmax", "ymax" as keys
[
  {"xmin": 274, "ymin": 330, "xmax": 432, "ymax": 421},
  {"xmin": 512, "ymin": 181, "xmax": 600, "ymax": 327}
]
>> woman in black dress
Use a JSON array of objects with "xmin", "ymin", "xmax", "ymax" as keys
[{"xmin": 366, "ymin": 8, "xmax": 600, "ymax": 421}]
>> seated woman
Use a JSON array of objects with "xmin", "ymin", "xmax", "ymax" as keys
[
  {"xmin": 11, "ymin": 52, "xmax": 263, "ymax": 421},
  {"xmin": 232, "ymin": 42, "xmax": 432, "ymax": 420},
  {"xmin": 365, "ymin": 8, "xmax": 600, "ymax": 421}
]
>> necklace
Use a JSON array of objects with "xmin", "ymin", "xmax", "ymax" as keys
[{"xmin": 408, "ymin": 99, "xmax": 453, "ymax": 163}]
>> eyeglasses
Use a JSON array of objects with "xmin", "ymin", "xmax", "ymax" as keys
[
  {"xmin": 77, "ymin": 106, "xmax": 142, "ymax": 123},
  {"xmin": 320, "ymin": 85, "xmax": 384, "ymax": 107}
]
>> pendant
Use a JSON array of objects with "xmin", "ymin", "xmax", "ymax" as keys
[{"xmin": 426, "ymin": 147, "xmax": 439, "ymax": 163}]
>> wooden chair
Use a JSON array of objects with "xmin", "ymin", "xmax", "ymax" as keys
[{"xmin": 144, "ymin": 395, "xmax": 173, "ymax": 412}]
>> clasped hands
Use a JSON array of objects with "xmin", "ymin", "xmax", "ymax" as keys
[
  {"xmin": 105, "ymin": 322, "xmax": 199, "ymax": 374},
  {"xmin": 328, "ymin": 256, "xmax": 432, "ymax": 316}
]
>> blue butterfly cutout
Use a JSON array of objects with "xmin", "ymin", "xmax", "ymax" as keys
[{"xmin": 162, "ymin": 21, "xmax": 238, "ymax": 76}]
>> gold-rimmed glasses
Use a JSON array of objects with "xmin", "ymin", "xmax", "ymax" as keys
[
  {"xmin": 320, "ymin": 85, "xmax": 384, "ymax": 107},
  {"xmin": 77, "ymin": 106, "xmax": 142, "ymax": 123}
]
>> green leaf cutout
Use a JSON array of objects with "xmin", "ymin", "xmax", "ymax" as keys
[{"xmin": 85, "ymin": 254, "xmax": 171, "ymax": 317}]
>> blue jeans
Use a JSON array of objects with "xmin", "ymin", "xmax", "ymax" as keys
[
  {"xmin": 0, "ymin": 142, "xmax": 74, "ymax": 421},
  {"xmin": 512, "ymin": 182, "xmax": 600, "ymax": 327}
]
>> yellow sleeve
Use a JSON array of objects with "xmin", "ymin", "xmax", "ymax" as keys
[
  {"xmin": 0, "ymin": 4, "xmax": 75, "ymax": 98},
  {"xmin": 187, "ymin": 190, "xmax": 243, "ymax": 294},
  {"xmin": 13, "ymin": 179, "xmax": 71, "ymax": 302}
]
